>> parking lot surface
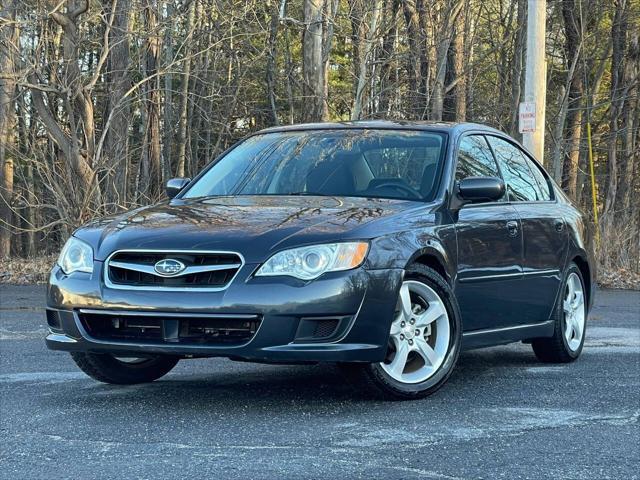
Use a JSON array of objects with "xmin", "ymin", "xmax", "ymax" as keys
[{"xmin": 1, "ymin": 285, "xmax": 638, "ymax": 479}]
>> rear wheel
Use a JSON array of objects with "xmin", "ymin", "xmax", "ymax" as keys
[
  {"xmin": 342, "ymin": 265, "xmax": 461, "ymax": 400},
  {"xmin": 531, "ymin": 262, "xmax": 587, "ymax": 362},
  {"xmin": 71, "ymin": 352, "xmax": 179, "ymax": 384}
]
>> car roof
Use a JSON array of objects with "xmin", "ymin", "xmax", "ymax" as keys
[{"xmin": 256, "ymin": 120, "xmax": 505, "ymax": 136}]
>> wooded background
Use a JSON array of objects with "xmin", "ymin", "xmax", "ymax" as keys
[{"xmin": 0, "ymin": 0, "xmax": 638, "ymax": 275}]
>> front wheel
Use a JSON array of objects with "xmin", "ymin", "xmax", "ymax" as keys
[
  {"xmin": 341, "ymin": 265, "xmax": 462, "ymax": 400},
  {"xmin": 71, "ymin": 352, "xmax": 179, "ymax": 384}
]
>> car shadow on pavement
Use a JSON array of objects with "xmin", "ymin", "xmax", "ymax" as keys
[{"xmin": 43, "ymin": 346, "xmax": 546, "ymax": 411}]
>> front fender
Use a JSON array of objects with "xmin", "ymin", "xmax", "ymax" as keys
[{"xmin": 364, "ymin": 224, "xmax": 457, "ymax": 281}]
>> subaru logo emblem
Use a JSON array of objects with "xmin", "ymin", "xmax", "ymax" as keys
[{"xmin": 154, "ymin": 259, "xmax": 186, "ymax": 276}]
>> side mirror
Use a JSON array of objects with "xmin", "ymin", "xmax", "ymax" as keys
[
  {"xmin": 166, "ymin": 178, "xmax": 191, "ymax": 199},
  {"xmin": 457, "ymin": 176, "xmax": 505, "ymax": 203}
]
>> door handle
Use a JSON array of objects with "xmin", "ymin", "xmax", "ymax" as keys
[
  {"xmin": 555, "ymin": 219, "xmax": 565, "ymax": 232},
  {"xmin": 506, "ymin": 220, "xmax": 519, "ymax": 237}
]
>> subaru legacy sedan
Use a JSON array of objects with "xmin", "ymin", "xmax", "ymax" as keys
[{"xmin": 46, "ymin": 121, "xmax": 594, "ymax": 399}]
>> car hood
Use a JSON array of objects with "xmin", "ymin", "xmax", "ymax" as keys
[{"xmin": 76, "ymin": 195, "xmax": 427, "ymax": 262}]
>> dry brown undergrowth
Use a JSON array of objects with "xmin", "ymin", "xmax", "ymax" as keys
[
  {"xmin": 0, "ymin": 256, "xmax": 57, "ymax": 285},
  {"xmin": 597, "ymin": 268, "xmax": 640, "ymax": 290},
  {"xmin": 1, "ymin": 255, "xmax": 638, "ymax": 290}
]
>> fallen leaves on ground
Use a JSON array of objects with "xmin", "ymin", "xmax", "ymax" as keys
[
  {"xmin": 0, "ymin": 256, "xmax": 57, "ymax": 285},
  {"xmin": 597, "ymin": 268, "xmax": 640, "ymax": 291}
]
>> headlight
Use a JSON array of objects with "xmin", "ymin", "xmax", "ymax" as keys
[
  {"xmin": 57, "ymin": 237, "xmax": 94, "ymax": 274},
  {"xmin": 256, "ymin": 242, "xmax": 369, "ymax": 280}
]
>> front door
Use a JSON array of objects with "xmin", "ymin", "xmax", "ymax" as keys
[{"xmin": 452, "ymin": 135, "xmax": 524, "ymax": 331}]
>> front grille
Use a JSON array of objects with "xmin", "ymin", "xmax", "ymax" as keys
[
  {"xmin": 106, "ymin": 250, "xmax": 243, "ymax": 290},
  {"xmin": 78, "ymin": 311, "xmax": 260, "ymax": 346}
]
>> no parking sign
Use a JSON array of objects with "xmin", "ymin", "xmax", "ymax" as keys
[{"xmin": 519, "ymin": 101, "xmax": 536, "ymax": 133}]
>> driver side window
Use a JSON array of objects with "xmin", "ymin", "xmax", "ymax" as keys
[{"xmin": 455, "ymin": 135, "xmax": 502, "ymax": 183}]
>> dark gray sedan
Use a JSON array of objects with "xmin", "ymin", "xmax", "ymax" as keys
[{"xmin": 46, "ymin": 121, "xmax": 595, "ymax": 399}]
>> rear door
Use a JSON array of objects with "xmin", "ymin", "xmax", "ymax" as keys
[
  {"xmin": 453, "ymin": 135, "xmax": 524, "ymax": 331},
  {"xmin": 486, "ymin": 135, "xmax": 568, "ymax": 324}
]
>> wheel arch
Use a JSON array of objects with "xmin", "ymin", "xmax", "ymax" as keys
[
  {"xmin": 406, "ymin": 246, "xmax": 454, "ymax": 285},
  {"xmin": 571, "ymin": 254, "xmax": 592, "ymax": 307}
]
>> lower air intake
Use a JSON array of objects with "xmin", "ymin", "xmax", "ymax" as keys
[{"xmin": 78, "ymin": 310, "xmax": 260, "ymax": 346}]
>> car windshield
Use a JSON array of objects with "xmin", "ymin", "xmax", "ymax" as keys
[{"xmin": 182, "ymin": 129, "xmax": 446, "ymax": 201}]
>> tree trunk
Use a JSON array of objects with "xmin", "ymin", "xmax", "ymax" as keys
[
  {"xmin": 431, "ymin": 0, "xmax": 463, "ymax": 121},
  {"xmin": 560, "ymin": 0, "xmax": 584, "ymax": 199},
  {"xmin": 163, "ymin": 0, "xmax": 174, "ymax": 182},
  {"xmin": 401, "ymin": 0, "xmax": 427, "ymax": 119},
  {"xmin": 452, "ymin": 1, "xmax": 467, "ymax": 122},
  {"xmin": 602, "ymin": 0, "xmax": 628, "ymax": 229},
  {"xmin": 321, "ymin": 0, "xmax": 338, "ymax": 119},
  {"xmin": 103, "ymin": 0, "xmax": 131, "ymax": 209},
  {"xmin": 139, "ymin": 0, "xmax": 163, "ymax": 201},
  {"xmin": 509, "ymin": 0, "xmax": 526, "ymax": 137},
  {"xmin": 25, "ymin": 0, "xmax": 101, "ymax": 227},
  {"xmin": 15, "ymin": 91, "xmax": 35, "ymax": 256},
  {"xmin": 303, "ymin": 0, "xmax": 328, "ymax": 122},
  {"xmin": 576, "ymin": 41, "xmax": 611, "ymax": 206},
  {"xmin": 266, "ymin": 0, "xmax": 280, "ymax": 125},
  {"xmin": 616, "ymin": 32, "xmax": 638, "ymax": 216},
  {"xmin": 349, "ymin": 0, "xmax": 364, "ymax": 110},
  {"xmin": 443, "ymin": 0, "xmax": 467, "ymax": 121},
  {"xmin": 351, "ymin": 0, "xmax": 383, "ymax": 120},
  {"xmin": 378, "ymin": 0, "xmax": 399, "ymax": 116},
  {"xmin": 176, "ymin": 0, "xmax": 196, "ymax": 178},
  {"xmin": 282, "ymin": 0, "xmax": 296, "ymax": 124},
  {"xmin": 0, "ymin": 0, "xmax": 17, "ymax": 257}
]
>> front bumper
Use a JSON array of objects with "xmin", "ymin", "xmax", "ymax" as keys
[{"xmin": 46, "ymin": 262, "xmax": 403, "ymax": 363}]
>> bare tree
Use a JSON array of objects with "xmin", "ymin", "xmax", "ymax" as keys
[
  {"xmin": 176, "ymin": 0, "xmax": 196, "ymax": 178},
  {"xmin": 430, "ymin": 0, "xmax": 463, "ymax": 120},
  {"xmin": 103, "ymin": 0, "xmax": 132, "ymax": 208},
  {"xmin": 401, "ymin": 0, "xmax": 428, "ymax": 119},
  {"xmin": 0, "ymin": 0, "xmax": 637, "ymax": 277},
  {"xmin": 0, "ymin": 0, "xmax": 18, "ymax": 256},
  {"xmin": 303, "ymin": 0, "xmax": 328, "ymax": 121},
  {"xmin": 138, "ymin": 0, "xmax": 163, "ymax": 201},
  {"xmin": 602, "ymin": 0, "xmax": 629, "ymax": 229},
  {"xmin": 616, "ymin": 32, "xmax": 639, "ymax": 215},
  {"xmin": 377, "ymin": 0, "xmax": 400, "ymax": 116},
  {"xmin": 508, "ymin": 0, "xmax": 526, "ymax": 137},
  {"xmin": 351, "ymin": 0, "xmax": 383, "ymax": 120},
  {"xmin": 560, "ymin": 0, "xmax": 585, "ymax": 198}
]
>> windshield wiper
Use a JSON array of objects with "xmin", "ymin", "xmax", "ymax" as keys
[{"xmin": 282, "ymin": 191, "xmax": 326, "ymax": 196}]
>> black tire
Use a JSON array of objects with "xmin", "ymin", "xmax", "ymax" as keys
[
  {"xmin": 531, "ymin": 262, "xmax": 587, "ymax": 363},
  {"xmin": 70, "ymin": 352, "xmax": 179, "ymax": 384},
  {"xmin": 341, "ymin": 264, "xmax": 462, "ymax": 401}
]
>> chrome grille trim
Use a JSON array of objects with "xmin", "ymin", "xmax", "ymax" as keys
[
  {"xmin": 109, "ymin": 260, "xmax": 242, "ymax": 277},
  {"xmin": 104, "ymin": 249, "xmax": 245, "ymax": 292}
]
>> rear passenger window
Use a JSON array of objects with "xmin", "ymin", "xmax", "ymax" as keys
[
  {"xmin": 487, "ymin": 136, "xmax": 544, "ymax": 202},
  {"xmin": 455, "ymin": 135, "xmax": 502, "ymax": 181}
]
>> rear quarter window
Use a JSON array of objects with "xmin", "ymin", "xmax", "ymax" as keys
[{"xmin": 521, "ymin": 153, "xmax": 552, "ymax": 201}]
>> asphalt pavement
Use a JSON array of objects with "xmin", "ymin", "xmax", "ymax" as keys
[{"xmin": 0, "ymin": 285, "xmax": 638, "ymax": 479}]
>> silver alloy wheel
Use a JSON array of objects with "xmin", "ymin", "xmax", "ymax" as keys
[
  {"xmin": 563, "ymin": 272, "xmax": 586, "ymax": 351},
  {"xmin": 381, "ymin": 280, "xmax": 450, "ymax": 384}
]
